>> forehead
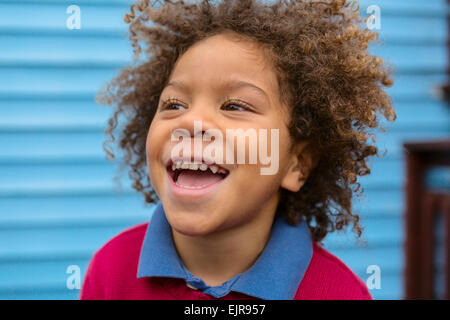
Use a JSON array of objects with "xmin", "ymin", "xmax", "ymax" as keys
[{"xmin": 166, "ymin": 33, "xmax": 280, "ymax": 98}]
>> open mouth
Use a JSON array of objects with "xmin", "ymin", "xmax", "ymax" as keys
[{"xmin": 167, "ymin": 160, "xmax": 229, "ymax": 190}]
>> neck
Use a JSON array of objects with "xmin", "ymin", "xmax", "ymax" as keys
[{"xmin": 171, "ymin": 200, "xmax": 279, "ymax": 287}]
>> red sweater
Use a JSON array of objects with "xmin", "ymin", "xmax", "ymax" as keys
[{"xmin": 80, "ymin": 223, "xmax": 372, "ymax": 300}]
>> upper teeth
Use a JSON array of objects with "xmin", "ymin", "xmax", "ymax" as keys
[{"xmin": 171, "ymin": 161, "xmax": 226, "ymax": 174}]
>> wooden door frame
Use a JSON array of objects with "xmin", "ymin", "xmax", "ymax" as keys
[{"xmin": 404, "ymin": 140, "xmax": 450, "ymax": 299}]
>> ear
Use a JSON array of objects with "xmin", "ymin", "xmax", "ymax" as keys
[{"xmin": 280, "ymin": 140, "xmax": 318, "ymax": 193}]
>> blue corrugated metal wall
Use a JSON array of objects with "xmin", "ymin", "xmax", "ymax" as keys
[
  {"xmin": 0, "ymin": 0, "xmax": 449, "ymax": 300},
  {"xmin": 322, "ymin": 0, "xmax": 450, "ymax": 300}
]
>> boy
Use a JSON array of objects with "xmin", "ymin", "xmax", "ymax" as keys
[{"xmin": 80, "ymin": 0, "xmax": 395, "ymax": 300}]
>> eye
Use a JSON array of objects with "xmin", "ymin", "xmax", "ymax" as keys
[
  {"xmin": 221, "ymin": 99, "xmax": 252, "ymax": 112},
  {"xmin": 160, "ymin": 98, "xmax": 186, "ymax": 111}
]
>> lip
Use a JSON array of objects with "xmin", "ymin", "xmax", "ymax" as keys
[{"xmin": 166, "ymin": 164, "xmax": 230, "ymax": 200}]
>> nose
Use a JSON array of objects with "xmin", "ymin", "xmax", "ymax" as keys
[
  {"xmin": 168, "ymin": 101, "xmax": 224, "ymax": 163},
  {"xmin": 174, "ymin": 101, "xmax": 219, "ymax": 137}
]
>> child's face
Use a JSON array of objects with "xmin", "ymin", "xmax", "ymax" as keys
[{"xmin": 146, "ymin": 32, "xmax": 303, "ymax": 237}]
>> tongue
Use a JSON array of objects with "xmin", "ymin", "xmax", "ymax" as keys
[{"xmin": 176, "ymin": 170, "xmax": 223, "ymax": 187}]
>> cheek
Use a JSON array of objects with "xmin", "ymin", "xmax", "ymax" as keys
[
  {"xmin": 228, "ymin": 166, "xmax": 282, "ymax": 219},
  {"xmin": 260, "ymin": 119, "xmax": 292, "ymax": 174},
  {"xmin": 145, "ymin": 122, "xmax": 166, "ymax": 181},
  {"xmin": 235, "ymin": 162, "xmax": 282, "ymax": 196},
  {"xmin": 273, "ymin": 115, "xmax": 292, "ymax": 154},
  {"xmin": 145, "ymin": 127, "xmax": 156, "ymax": 166},
  {"xmin": 146, "ymin": 120, "xmax": 165, "ymax": 158}
]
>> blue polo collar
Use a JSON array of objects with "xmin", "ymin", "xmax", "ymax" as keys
[{"xmin": 137, "ymin": 202, "xmax": 313, "ymax": 300}]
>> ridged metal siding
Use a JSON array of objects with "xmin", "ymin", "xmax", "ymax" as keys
[{"xmin": 0, "ymin": 0, "xmax": 449, "ymax": 299}]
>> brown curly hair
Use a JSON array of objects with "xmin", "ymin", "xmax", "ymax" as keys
[{"xmin": 98, "ymin": 0, "xmax": 396, "ymax": 242}]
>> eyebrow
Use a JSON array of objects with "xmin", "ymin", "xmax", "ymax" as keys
[{"xmin": 164, "ymin": 78, "xmax": 269, "ymax": 100}]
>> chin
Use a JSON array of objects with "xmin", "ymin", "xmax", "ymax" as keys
[
  {"xmin": 170, "ymin": 216, "xmax": 218, "ymax": 237},
  {"xmin": 163, "ymin": 204, "xmax": 220, "ymax": 237}
]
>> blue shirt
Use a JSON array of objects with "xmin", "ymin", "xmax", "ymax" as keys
[{"xmin": 137, "ymin": 202, "xmax": 313, "ymax": 300}]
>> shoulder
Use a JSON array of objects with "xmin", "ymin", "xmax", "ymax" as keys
[
  {"xmin": 295, "ymin": 242, "xmax": 372, "ymax": 300},
  {"xmin": 80, "ymin": 222, "xmax": 149, "ymax": 299},
  {"xmin": 94, "ymin": 222, "xmax": 149, "ymax": 259},
  {"xmin": 87, "ymin": 222, "xmax": 149, "ymax": 270}
]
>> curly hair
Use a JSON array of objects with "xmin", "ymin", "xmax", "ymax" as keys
[{"xmin": 98, "ymin": 0, "xmax": 396, "ymax": 242}]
